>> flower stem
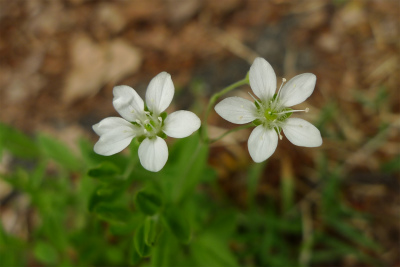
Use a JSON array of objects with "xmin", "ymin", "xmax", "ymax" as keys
[
  {"xmin": 202, "ymin": 77, "xmax": 249, "ymax": 143},
  {"xmin": 209, "ymin": 124, "xmax": 253, "ymax": 143}
]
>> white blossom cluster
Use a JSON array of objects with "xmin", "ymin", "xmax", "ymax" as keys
[{"xmin": 93, "ymin": 58, "xmax": 322, "ymax": 172}]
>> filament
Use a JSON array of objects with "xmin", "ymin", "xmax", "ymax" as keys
[
  {"xmin": 247, "ymin": 92, "xmax": 263, "ymax": 108},
  {"xmin": 276, "ymin": 108, "xmax": 309, "ymax": 115},
  {"xmin": 276, "ymin": 78, "xmax": 286, "ymax": 100}
]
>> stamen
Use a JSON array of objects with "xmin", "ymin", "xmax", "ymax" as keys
[
  {"xmin": 158, "ymin": 117, "xmax": 162, "ymax": 122},
  {"xmin": 135, "ymin": 119, "xmax": 143, "ymax": 126},
  {"xmin": 276, "ymin": 78, "xmax": 286, "ymax": 99},
  {"xmin": 272, "ymin": 78, "xmax": 287, "ymax": 110},
  {"xmin": 276, "ymin": 108, "xmax": 309, "ymax": 115},
  {"xmin": 275, "ymin": 126, "xmax": 283, "ymax": 140},
  {"xmin": 248, "ymin": 92, "xmax": 262, "ymax": 107}
]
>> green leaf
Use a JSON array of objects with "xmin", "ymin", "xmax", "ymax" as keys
[
  {"xmin": 206, "ymin": 210, "xmax": 237, "ymax": 239},
  {"xmin": 88, "ymin": 183, "xmax": 125, "ymax": 212},
  {"xmin": 0, "ymin": 123, "xmax": 39, "ymax": 159},
  {"xmin": 135, "ymin": 191, "xmax": 162, "ymax": 216},
  {"xmin": 33, "ymin": 241, "xmax": 59, "ymax": 265},
  {"xmin": 144, "ymin": 216, "xmax": 163, "ymax": 246},
  {"xmin": 29, "ymin": 161, "xmax": 47, "ymax": 190},
  {"xmin": 134, "ymin": 223, "xmax": 151, "ymax": 257},
  {"xmin": 381, "ymin": 155, "xmax": 400, "ymax": 173},
  {"xmin": 191, "ymin": 234, "xmax": 239, "ymax": 267},
  {"xmin": 150, "ymin": 230, "xmax": 177, "ymax": 267},
  {"xmin": 129, "ymin": 241, "xmax": 142, "ymax": 265},
  {"xmin": 164, "ymin": 134, "xmax": 209, "ymax": 203},
  {"xmin": 313, "ymin": 233, "xmax": 379, "ymax": 265},
  {"xmin": 37, "ymin": 134, "xmax": 81, "ymax": 171},
  {"xmin": 328, "ymin": 220, "xmax": 381, "ymax": 251},
  {"xmin": 87, "ymin": 162, "xmax": 121, "ymax": 183},
  {"xmin": 96, "ymin": 181, "xmax": 126, "ymax": 197},
  {"xmin": 94, "ymin": 204, "xmax": 129, "ymax": 224},
  {"xmin": 3, "ymin": 168, "xmax": 30, "ymax": 191},
  {"xmin": 109, "ymin": 212, "xmax": 144, "ymax": 236},
  {"xmin": 162, "ymin": 207, "xmax": 191, "ymax": 244}
]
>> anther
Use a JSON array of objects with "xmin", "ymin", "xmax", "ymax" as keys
[{"xmin": 158, "ymin": 117, "xmax": 162, "ymax": 122}]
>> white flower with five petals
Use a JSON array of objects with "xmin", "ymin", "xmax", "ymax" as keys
[
  {"xmin": 215, "ymin": 57, "xmax": 322, "ymax": 163},
  {"xmin": 93, "ymin": 72, "xmax": 201, "ymax": 172}
]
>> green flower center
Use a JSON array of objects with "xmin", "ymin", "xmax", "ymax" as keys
[
  {"xmin": 264, "ymin": 109, "xmax": 278, "ymax": 121},
  {"xmin": 132, "ymin": 109, "xmax": 168, "ymax": 142}
]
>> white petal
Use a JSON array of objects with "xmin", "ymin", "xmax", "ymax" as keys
[
  {"xmin": 113, "ymin": 85, "xmax": 145, "ymax": 122},
  {"xmin": 92, "ymin": 117, "xmax": 134, "ymax": 136},
  {"xmin": 279, "ymin": 73, "xmax": 316, "ymax": 107},
  {"xmin": 282, "ymin": 118, "xmax": 322, "ymax": 147},
  {"xmin": 249, "ymin": 57, "xmax": 277, "ymax": 102},
  {"xmin": 247, "ymin": 125, "xmax": 278, "ymax": 163},
  {"xmin": 163, "ymin": 110, "xmax": 201, "ymax": 138},
  {"xmin": 145, "ymin": 72, "xmax": 174, "ymax": 115},
  {"xmin": 214, "ymin": 97, "xmax": 257, "ymax": 124},
  {"xmin": 138, "ymin": 137, "xmax": 168, "ymax": 172},
  {"xmin": 93, "ymin": 119, "xmax": 137, "ymax": 156}
]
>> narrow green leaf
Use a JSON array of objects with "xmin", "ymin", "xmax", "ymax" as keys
[
  {"xmin": 94, "ymin": 204, "xmax": 129, "ymax": 224},
  {"xmin": 144, "ymin": 216, "xmax": 163, "ymax": 246},
  {"xmin": 191, "ymin": 234, "xmax": 239, "ymax": 267},
  {"xmin": 29, "ymin": 161, "xmax": 47, "ymax": 190},
  {"xmin": 96, "ymin": 184, "xmax": 124, "ymax": 197},
  {"xmin": 329, "ymin": 220, "xmax": 381, "ymax": 251},
  {"xmin": 150, "ymin": 230, "xmax": 177, "ymax": 267},
  {"xmin": 129, "ymin": 240, "xmax": 142, "ymax": 265},
  {"xmin": 0, "ymin": 123, "xmax": 39, "ymax": 159},
  {"xmin": 381, "ymin": 155, "xmax": 400, "ymax": 173},
  {"xmin": 135, "ymin": 191, "xmax": 162, "ymax": 216},
  {"xmin": 87, "ymin": 162, "xmax": 121, "ymax": 182},
  {"xmin": 37, "ymin": 134, "xmax": 81, "ymax": 170},
  {"xmin": 88, "ymin": 183, "xmax": 124, "ymax": 212},
  {"xmin": 33, "ymin": 241, "xmax": 59, "ymax": 265},
  {"xmin": 162, "ymin": 207, "xmax": 191, "ymax": 244},
  {"xmin": 166, "ymin": 134, "xmax": 209, "ymax": 203},
  {"xmin": 134, "ymin": 224, "xmax": 151, "ymax": 257}
]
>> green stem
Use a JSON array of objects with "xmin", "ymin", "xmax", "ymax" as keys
[
  {"xmin": 209, "ymin": 124, "xmax": 254, "ymax": 143},
  {"xmin": 202, "ymin": 77, "xmax": 249, "ymax": 143}
]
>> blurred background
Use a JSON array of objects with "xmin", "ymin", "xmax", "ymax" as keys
[{"xmin": 0, "ymin": 0, "xmax": 399, "ymax": 266}]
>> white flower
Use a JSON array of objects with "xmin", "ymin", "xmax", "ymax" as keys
[
  {"xmin": 93, "ymin": 72, "xmax": 201, "ymax": 172},
  {"xmin": 215, "ymin": 57, "xmax": 322, "ymax": 163}
]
